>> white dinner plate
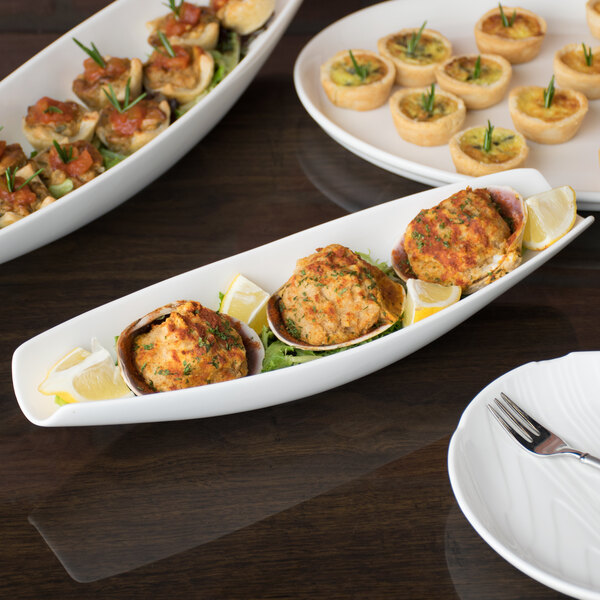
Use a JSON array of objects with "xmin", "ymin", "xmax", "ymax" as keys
[
  {"xmin": 294, "ymin": 0, "xmax": 600, "ymax": 210},
  {"xmin": 12, "ymin": 169, "xmax": 594, "ymax": 426},
  {"xmin": 448, "ymin": 353, "xmax": 600, "ymax": 599},
  {"xmin": 0, "ymin": 0, "xmax": 303, "ymax": 264}
]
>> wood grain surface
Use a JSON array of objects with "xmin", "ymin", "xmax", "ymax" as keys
[{"xmin": 1, "ymin": 1, "xmax": 597, "ymax": 598}]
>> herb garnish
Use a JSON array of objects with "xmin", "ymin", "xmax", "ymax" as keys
[
  {"xmin": 406, "ymin": 21, "xmax": 427, "ymax": 56},
  {"xmin": 102, "ymin": 78, "xmax": 147, "ymax": 113},
  {"xmin": 543, "ymin": 75, "xmax": 555, "ymax": 108},
  {"xmin": 472, "ymin": 55, "xmax": 481, "ymax": 79},
  {"xmin": 52, "ymin": 140, "xmax": 74, "ymax": 164},
  {"xmin": 483, "ymin": 119, "xmax": 494, "ymax": 153},
  {"xmin": 4, "ymin": 165, "xmax": 43, "ymax": 193},
  {"xmin": 348, "ymin": 49, "xmax": 368, "ymax": 82},
  {"xmin": 582, "ymin": 43, "xmax": 593, "ymax": 66},
  {"xmin": 44, "ymin": 105, "xmax": 63, "ymax": 115},
  {"xmin": 164, "ymin": 0, "xmax": 183, "ymax": 17},
  {"xmin": 73, "ymin": 38, "xmax": 106, "ymax": 68},
  {"xmin": 498, "ymin": 3, "xmax": 516, "ymax": 27},
  {"xmin": 420, "ymin": 83, "xmax": 436, "ymax": 116},
  {"xmin": 158, "ymin": 31, "xmax": 176, "ymax": 58}
]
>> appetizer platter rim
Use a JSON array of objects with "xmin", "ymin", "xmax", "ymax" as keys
[
  {"xmin": 0, "ymin": 0, "xmax": 305, "ymax": 263},
  {"xmin": 293, "ymin": 0, "xmax": 600, "ymax": 210},
  {"xmin": 11, "ymin": 168, "xmax": 594, "ymax": 427},
  {"xmin": 448, "ymin": 351, "xmax": 600, "ymax": 600}
]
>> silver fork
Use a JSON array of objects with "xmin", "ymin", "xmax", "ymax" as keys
[{"xmin": 488, "ymin": 392, "xmax": 600, "ymax": 470}]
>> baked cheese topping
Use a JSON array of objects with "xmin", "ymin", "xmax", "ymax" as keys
[
  {"xmin": 399, "ymin": 93, "xmax": 458, "ymax": 122},
  {"xmin": 482, "ymin": 13, "xmax": 543, "ymax": 39},
  {"xmin": 459, "ymin": 127, "xmax": 522, "ymax": 164},
  {"xmin": 561, "ymin": 48, "xmax": 600, "ymax": 74},
  {"xmin": 386, "ymin": 33, "xmax": 448, "ymax": 65},
  {"xmin": 330, "ymin": 55, "xmax": 388, "ymax": 86},
  {"xmin": 516, "ymin": 88, "xmax": 581, "ymax": 122},
  {"xmin": 444, "ymin": 56, "xmax": 503, "ymax": 86}
]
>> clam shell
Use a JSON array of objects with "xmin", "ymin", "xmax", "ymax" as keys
[
  {"xmin": 391, "ymin": 186, "xmax": 527, "ymax": 295},
  {"xmin": 117, "ymin": 300, "xmax": 264, "ymax": 396}
]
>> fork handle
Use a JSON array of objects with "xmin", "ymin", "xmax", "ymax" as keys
[{"xmin": 580, "ymin": 453, "xmax": 600, "ymax": 470}]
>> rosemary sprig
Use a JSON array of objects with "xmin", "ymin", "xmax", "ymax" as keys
[
  {"xmin": 498, "ymin": 3, "xmax": 516, "ymax": 27},
  {"xmin": 158, "ymin": 31, "xmax": 176, "ymax": 58},
  {"xmin": 52, "ymin": 140, "xmax": 74, "ymax": 164},
  {"xmin": 420, "ymin": 83, "xmax": 436, "ymax": 116},
  {"xmin": 543, "ymin": 75, "xmax": 555, "ymax": 108},
  {"xmin": 4, "ymin": 166, "xmax": 43, "ymax": 193},
  {"xmin": 163, "ymin": 0, "xmax": 183, "ymax": 17},
  {"xmin": 348, "ymin": 50, "xmax": 368, "ymax": 82},
  {"xmin": 44, "ymin": 105, "xmax": 63, "ymax": 115},
  {"xmin": 406, "ymin": 21, "xmax": 427, "ymax": 56},
  {"xmin": 483, "ymin": 120, "xmax": 494, "ymax": 152},
  {"xmin": 73, "ymin": 38, "xmax": 106, "ymax": 68},
  {"xmin": 102, "ymin": 78, "xmax": 147, "ymax": 113},
  {"xmin": 472, "ymin": 55, "xmax": 481, "ymax": 79},
  {"xmin": 582, "ymin": 42, "xmax": 593, "ymax": 66}
]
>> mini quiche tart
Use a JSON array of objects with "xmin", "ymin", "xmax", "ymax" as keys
[
  {"xmin": 320, "ymin": 49, "xmax": 395, "ymax": 111},
  {"xmin": 389, "ymin": 87, "xmax": 466, "ymax": 146},
  {"xmin": 508, "ymin": 85, "xmax": 588, "ymax": 144},
  {"xmin": 554, "ymin": 43, "xmax": 600, "ymax": 99},
  {"xmin": 435, "ymin": 54, "xmax": 512, "ymax": 109},
  {"xmin": 586, "ymin": 0, "xmax": 600, "ymax": 39},
  {"xmin": 474, "ymin": 6, "xmax": 546, "ymax": 64},
  {"xmin": 210, "ymin": 0, "xmax": 275, "ymax": 35},
  {"xmin": 378, "ymin": 27, "xmax": 452, "ymax": 87},
  {"xmin": 449, "ymin": 125, "xmax": 528, "ymax": 176},
  {"xmin": 22, "ymin": 97, "xmax": 99, "ymax": 152},
  {"xmin": 144, "ymin": 45, "xmax": 214, "ymax": 104}
]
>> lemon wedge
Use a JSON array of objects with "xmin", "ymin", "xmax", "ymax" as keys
[
  {"xmin": 219, "ymin": 274, "xmax": 270, "ymax": 334},
  {"xmin": 38, "ymin": 339, "xmax": 133, "ymax": 404},
  {"xmin": 523, "ymin": 186, "xmax": 577, "ymax": 251},
  {"xmin": 403, "ymin": 279, "xmax": 461, "ymax": 327}
]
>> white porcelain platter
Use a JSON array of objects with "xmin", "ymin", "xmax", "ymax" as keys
[
  {"xmin": 0, "ymin": 0, "xmax": 303, "ymax": 264},
  {"xmin": 294, "ymin": 0, "xmax": 600, "ymax": 211},
  {"xmin": 448, "ymin": 352, "xmax": 600, "ymax": 600},
  {"xmin": 12, "ymin": 168, "xmax": 594, "ymax": 426}
]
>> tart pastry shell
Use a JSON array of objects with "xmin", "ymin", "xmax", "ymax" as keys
[
  {"xmin": 586, "ymin": 0, "xmax": 600, "ymax": 39},
  {"xmin": 554, "ymin": 43, "xmax": 600, "ymax": 99}
]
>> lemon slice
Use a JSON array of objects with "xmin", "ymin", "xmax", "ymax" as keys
[
  {"xmin": 403, "ymin": 279, "xmax": 461, "ymax": 327},
  {"xmin": 523, "ymin": 186, "xmax": 577, "ymax": 251},
  {"xmin": 219, "ymin": 274, "xmax": 270, "ymax": 334},
  {"xmin": 38, "ymin": 339, "xmax": 133, "ymax": 404}
]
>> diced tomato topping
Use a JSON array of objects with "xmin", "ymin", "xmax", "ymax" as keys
[
  {"xmin": 0, "ymin": 184, "xmax": 37, "ymax": 209},
  {"xmin": 83, "ymin": 56, "xmax": 129, "ymax": 84},
  {"xmin": 210, "ymin": 0, "xmax": 228, "ymax": 11},
  {"xmin": 109, "ymin": 104, "xmax": 145, "ymax": 136},
  {"xmin": 164, "ymin": 2, "xmax": 202, "ymax": 36},
  {"xmin": 150, "ymin": 45, "xmax": 192, "ymax": 70},
  {"xmin": 180, "ymin": 2, "xmax": 202, "ymax": 24},
  {"xmin": 48, "ymin": 144, "xmax": 95, "ymax": 177},
  {"xmin": 25, "ymin": 97, "xmax": 78, "ymax": 125}
]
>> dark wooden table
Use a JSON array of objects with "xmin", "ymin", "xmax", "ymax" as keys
[{"xmin": 1, "ymin": 1, "xmax": 598, "ymax": 598}]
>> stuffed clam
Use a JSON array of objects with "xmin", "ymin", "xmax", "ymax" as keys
[
  {"xmin": 391, "ymin": 187, "xmax": 527, "ymax": 294},
  {"xmin": 267, "ymin": 244, "xmax": 405, "ymax": 351},
  {"xmin": 117, "ymin": 300, "xmax": 264, "ymax": 395}
]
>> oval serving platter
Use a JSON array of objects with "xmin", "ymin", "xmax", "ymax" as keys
[
  {"xmin": 0, "ymin": 0, "xmax": 303, "ymax": 265},
  {"xmin": 12, "ymin": 168, "xmax": 594, "ymax": 426}
]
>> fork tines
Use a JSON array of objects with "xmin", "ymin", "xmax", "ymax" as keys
[{"xmin": 487, "ymin": 392, "xmax": 542, "ymax": 446}]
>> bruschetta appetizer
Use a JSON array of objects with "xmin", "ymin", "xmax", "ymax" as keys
[
  {"xmin": 508, "ymin": 77, "xmax": 588, "ymax": 144},
  {"xmin": 378, "ymin": 23, "xmax": 452, "ymax": 87},
  {"xmin": 449, "ymin": 121, "xmax": 528, "ymax": 176},
  {"xmin": 144, "ymin": 35, "xmax": 214, "ymax": 104},
  {"xmin": 22, "ymin": 97, "xmax": 99, "ymax": 151},
  {"xmin": 0, "ymin": 164, "xmax": 54, "ymax": 228},
  {"xmin": 96, "ymin": 86, "xmax": 171, "ymax": 155},
  {"xmin": 147, "ymin": 1, "xmax": 220, "ymax": 50},
  {"xmin": 210, "ymin": 0, "xmax": 275, "ymax": 35},
  {"xmin": 435, "ymin": 54, "xmax": 512, "ymax": 109},
  {"xmin": 554, "ymin": 43, "xmax": 600, "ymax": 99},
  {"xmin": 0, "ymin": 140, "xmax": 28, "ymax": 176},
  {"xmin": 389, "ymin": 85, "xmax": 466, "ymax": 146},
  {"xmin": 474, "ymin": 5, "xmax": 546, "ymax": 64},
  {"xmin": 320, "ymin": 49, "xmax": 395, "ymax": 111},
  {"xmin": 72, "ymin": 39, "xmax": 143, "ymax": 111},
  {"xmin": 34, "ymin": 140, "xmax": 104, "ymax": 198}
]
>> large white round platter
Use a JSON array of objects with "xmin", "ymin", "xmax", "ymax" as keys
[
  {"xmin": 294, "ymin": 0, "xmax": 600, "ymax": 210},
  {"xmin": 12, "ymin": 168, "xmax": 594, "ymax": 426},
  {"xmin": 448, "ymin": 352, "xmax": 600, "ymax": 600},
  {"xmin": 0, "ymin": 0, "xmax": 303, "ymax": 264}
]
